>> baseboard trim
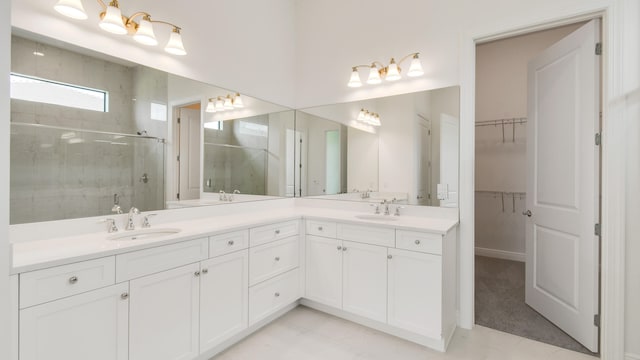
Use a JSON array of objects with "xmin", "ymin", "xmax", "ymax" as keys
[
  {"xmin": 475, "ymin": 247, "xmax": 525, "ymax": 262},
  {"xmin": 626, "ymin": 353, "xmax": 640, "ymax": 360}
]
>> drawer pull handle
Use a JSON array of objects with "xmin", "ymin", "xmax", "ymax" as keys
[
  {"xmin": 194, "ymin": 271, "xmax": 201, "ymax": 277},
  {"xmin": 388, "ymin": 254, "xmax": 393, "ymax": 259},
  {"xmin": 121, "ymin": 293, "xmax": 129, "ymax": 300},
  {"xmin": 228, "ymin": 240, "xmax": 235, "ymax": 246},
  {"xmin": 337, "ymin": 246, "xmax": 342, "ymax": 251},
  {"xmin": 275, "ymin": 230, "xmax": 281, "ymax": 235},
  {"xmin": 275, "ymin": 256, "xmax": 280, "ymax": 261},
  {"xmin": 318, "ymin": 226, "xmax": 323, "ymax": 231},
  {"xmin": 274, "ymin": 292, "xmax": 280, "ymax": 297},
  {"xmin": 68, "ymin": 276, "xmax": 78, "ymax": 284},
  {"xmin": 202, "ymin": 268, "xmax": 209, "ymax": 274},
  {"xmin": 415, "ymin": 240, "xmax": 421, "ymax": 245}
]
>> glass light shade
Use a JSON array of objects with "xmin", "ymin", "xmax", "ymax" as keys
[
  {"xmin": 407, "ymin": 55, "xmax": 424, "ymax": 77},
  {"xmin": 386, "ymin": 59, "xmax": 401, "ymax": 81},
  {"xmin": 357, "ymin": 109, "xmax": 366, "ymax": 121},
  {"xmin": 233, "ymin": 94, "xmax": 244, "ymax": 108},
  {"xmin": 54, "ymin": 0, "xmax": 88, "ymax": 20},
  {"xmin": 205, "ymin": 100, "xmax": 216, "ymax": 113},
  {"xmin": 223, "ymin": 96, "xmax": 234, "ymax": 110},
  {"xmin": 133, "ymin": 19, "xmax": 158, "ymax": 46},
  {"xmin": 347, "ymin": 69, "xmax": 362, "ymax": 88},
  {"xmin": 215, "ymin": 98, "xmax": 225, "ymax": 111},
  {"xmin": 371, "ymin": 114, "xmax": 381, "ymax": 126},
  {"xmin": 165, "ymin": 29, "xmax": 187, "ymax": 56},
  {"xmin": 99, "ymin": 5, "xmax": 127, "ymax": 34},
  {"xmin": 367, "ymin": 66, "xmax": 382, "ymax": 84}
]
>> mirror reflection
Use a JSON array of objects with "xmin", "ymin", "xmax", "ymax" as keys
[
  {"xmin": 296, "ymin": 86, "xmax": 460, "ymax": 207},
  {"xmin": 9, "ymin": 34, "xmax": 292, "ymax": 224}
]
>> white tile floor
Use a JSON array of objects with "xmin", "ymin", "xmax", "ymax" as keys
[{"xmin": 213, "ymin": 306, "xmax": 599, "ymax": 360}]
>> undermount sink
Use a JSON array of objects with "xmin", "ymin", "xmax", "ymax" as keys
[
  {"xmin": 354, "ymin": 214, "xmax": 399, "ymax": 222},
  {"xmin": 107, "ymin": 228, "xmax": 182, "ymax": 241}
]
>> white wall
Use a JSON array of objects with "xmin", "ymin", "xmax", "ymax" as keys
[
  {"xmin": 0, "ymin": 1, "xmax": 10, "ymax": 359},
  {"xmin": 11, "ymin": 0, "xmax": 297, "ymax": 108}
]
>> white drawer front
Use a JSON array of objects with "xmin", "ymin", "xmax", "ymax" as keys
[
  {"xmin": 20, "ymin": 257, "xmax": 115, "ymax": 309},
  {"xmin": 336, "ymin": 223, "xmax": 395, "ymax": 247},
  {"xmin": 395, "ymin": 230, "xmax": 442, "ymax": 255},
  {"xmin": 250, "ymin": 220, "xmax": 299, "ymax": 247},
  {"xmin": 306, "ymin": 220, "xmax": 337, "ymax": 238},
  {"xmin": 249, "ymin": 237, "xmax": 299, "ymax": 286},
  {"xmin": 249, "ymin": 269, "xmax": 299, "ymax": 326},
  {"xmin": 116, "ymin": 238, "xmax": 208, "ymax": 282},
  {"xmin": 210, "ymin": 230, "xmax": 249, "ymax": 258}
]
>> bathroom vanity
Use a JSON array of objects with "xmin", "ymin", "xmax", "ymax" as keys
[{"xmin": 9, "ymin": 199, "xmax": 458, "ymax": 360}]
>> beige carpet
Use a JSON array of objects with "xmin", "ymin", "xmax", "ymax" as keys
[{"xmin": 474, "ymin": 255, "xmax": 595, "ymax": 355}]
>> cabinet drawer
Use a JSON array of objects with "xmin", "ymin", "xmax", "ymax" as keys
[
  {"xmin": 336, "ymin": 223, "xmax": 395, "ymax": 247},
  {"xmin": 249, "ymin": 269, "xmax": 299, "ymax": 326},
  {"xmin": 395, "ymin": 230, "xmax": 442, "ymax": 255},
  {"xmin": 210, "ymin": 230, "xmax": 249, "ymax": 258},
  {"xmin": 306, "ymin": 220, "xmax": 337, "ymax": 238},
  {"xmin": 249, "ymin": 237, "xmax": 299, "ymax": 286},
  {"xmin": 250, "ymin": 220, "xmax": 299, "ymax": 247},
  {"xmin": 20, "ymin": 257, "xmax": 115, "ymax": 309},
  {"xmin": 116, "ymin": 238, "xmax": 208, "ymax": 282}
]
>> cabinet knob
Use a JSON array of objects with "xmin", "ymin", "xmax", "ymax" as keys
[
  {"xmin": 275, "ymin": 229, "xmax": 281, "ymax": 235},
  {"xmin": 337, "ymin": 246, "xmax": 342, "ymax": 251},
  {"xmin": 388, "ymin": 254, "xmax": 393, "ymax": 259},
  {"xmin": 121, "ymin": 292, "xmax": 129, "ymax": 300},
  {"xmin": 228, "ymin": 240, "xmax": 235, "ymax": 246},
  {"xmin": 194, "ymin": 271, "xmax": 201, "ymax": 277},
  {"xmin": 342, "ymin": 247, "xmax": 347, "ymax": 252},
  {"xmin": 274, "ymin": 292, "xmax": 280, "ymax": 297},
  {"xmin": 202, "ymin": 268, "xmax": 209, "ymax": 274},
  {"xmin": 415, "ymin": 239, "xmax": 421, "ymax": 245},
  {"xmin": 318, "ymin": 226, "xmax": 323, "ymax": 231},
  {"xmin": 275, "ymin": 256, "xmax": 280, "ymax": 262},
  {"xmin": 68, "ymin": 276, "xmax": 78, "ymax": 284}
]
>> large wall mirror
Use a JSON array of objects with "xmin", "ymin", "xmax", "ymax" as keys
[
  {"xmin": 9, "ymin": 32, "xmax": 293, "ymax": 224},
  {"xmin": 295, "ymin": 86, "xmax": 460, "ymax": 207}
]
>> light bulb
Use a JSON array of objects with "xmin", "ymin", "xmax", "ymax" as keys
[
  {"xmin": 233, "ymin": 93, "xmax": 244, "ymax": 108},
  {"xmin": 133, "ymin": 17, "xmax": 158, "ymax": 46},
  {"xmin": 386, "ymin": 58, "xmax": 401, "ymax": 81},
  {"xmin": 205, "ymin": 99, "xmax": 216, "ymax": 113},
  {"xmin": 367, "ymin": 65, "xmax": 381, "ymax": 85},
  {"xmin": 223, "ymin": 96, "xmax": 234, "ymax": 110},
  {"xmin": 54, "ymin": 0, "xmax": 88, "ymax": 20},
  {"xmin": 407, "ymin": 54, "xmax": 424, "ymax": 77},
  {"xmin": 165, "ymin": 28, "xmax": 187, "ymax": 56},
  {"xmin": 347, "ymin": 68, "xmax": 362, "ymax": 88},
  {"xmin": 99, "ymin": 4, "xmax": 127, "ymax": 35}
]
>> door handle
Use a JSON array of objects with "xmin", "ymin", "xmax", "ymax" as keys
[{"xmin": 522, "ymin": 210, "xmax": 532, "ymax": 217}]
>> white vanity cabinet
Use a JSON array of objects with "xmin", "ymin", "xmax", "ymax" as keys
[{"xmin": 305, "ymin": 235, "xmax": 342, "ymax": 308}]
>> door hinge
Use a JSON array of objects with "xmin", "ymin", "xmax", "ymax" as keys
[
  {"xmin": 594, "ymin": 314, "xmax": 600, "ymax": 327},
  {"xmin": 177, "ymin": 193, "xmax": 180, "ymax": 200},
  {"xmin": 177, "ymin": 117, "xmax": 181, "ymax": 124},
  {"xmin": 595, "ymin": 42, "xmax": 602, "ymax": 55},
  {"xmin": 595, "ymin": 223, "xmax": 601, "ymax": 236},
  {"xmin": 177, "ymin": 155, "xmax": 180, "ymax": 161},
  {"xmin": 595, "ymin": 133, "xmax": 601, "ymax": 146}
]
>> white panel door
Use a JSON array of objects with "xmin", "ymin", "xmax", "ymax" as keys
[
  {"xmin": 20, "ymin": 283, "xmax": 129, "ymax": 360},
  {"xmin": 178, "ymin": 107, "xmax": 201, "ymax": 201},
  {"xmin": 526, "ymin": 19, "xmax": 600, "ymax": 352},
  {"xmin": 342, "ymin": 241, "xmax": 387, "ymax": 322},
  {"xmin": 130, "ymin": 263, "xmax": 200, "ymax": 360},
  {"xmin": 387, "ymin": 248, "xmax": 442, "ymax": 338},
  {"xmin": 439, "ymin": 114, "xmax": 459, "ymax": 207},
  {"xmin": 416, "ymin": 116, "xmax": 432, "ymax": 205},
  {"xmin": 200, "ymin": 250, "xmax": 248, "ymax": 352},
  {"xmin": 305, "ymin": 235, "xmax": 343, "ymax": 308}
]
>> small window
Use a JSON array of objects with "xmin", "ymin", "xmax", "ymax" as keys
[
  {"xmin": 150, "ymin": 102, "xmax": 167, "ymax": 121},
  {"xmin": 204, "ymin": 121, "xmax": 223, "ymax": 131},
  {"xmin": 10, "ymin": 73, "xmax": 108, "ymax": 112}
]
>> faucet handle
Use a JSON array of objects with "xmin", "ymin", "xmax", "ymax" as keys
[
  {"xmin": 100, "ymin": 218, "xmax": 119, "ymax": 233},
  {"xmin": 369, "ymin": 203, "xmax": 380, "ymax": 214},
  {"xmin": 142, "ymin": 213, "xmax": 157, "ymax": 228},
  {"xmin": 394, "ymin": 206, "xmax": 406, "ymax": 216}
]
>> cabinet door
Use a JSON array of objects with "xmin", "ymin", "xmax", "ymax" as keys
[
  {"xmin": 20, "ymin": 283, "xmax": 129, "ymax": 360},
  {"xmin": 387, "ymin": 248, "xmax": 442, "ymax": 337},
  {"xmin": 200, "ymin": 250, "xmax": 249, "ymax": 352},
  {"xmin": 305, "ymin": 235, "xmax": 342, "ymax": 308},
  {"xmin": 129, "ymin": 263, "xmax": 200, "ymax": 360},
  {"xmin": 342, "ymin": 241, "xmax": 387, "ymax": 322}
]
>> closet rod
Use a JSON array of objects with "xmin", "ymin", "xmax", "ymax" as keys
[
  {"xmin": 475, "ymin": 117, "xmax": 527, "ymax": 127},
  {"xmin": 475, "ymin": 190, "xmax": 526, "ymax": 197}
]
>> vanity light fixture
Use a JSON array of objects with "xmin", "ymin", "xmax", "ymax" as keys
[
  {"xmin": 205, "ymin": 93, "xmax": 245, "ymax": 113},
  {"xmin": 54, "ymin": 0, "xmax": 187, "ymax": 55},
  {"xmin": 348, "ymin": 52, "xmax": 424, "ymax": 87},
  {"xmin": 356, "ymin": 108, "xmax": 381, "ymax": 127}
]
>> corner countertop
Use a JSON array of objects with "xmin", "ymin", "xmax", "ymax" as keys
[{"xmin": 11, "ymin": 205, "xmax": 458, "ymax": 274}]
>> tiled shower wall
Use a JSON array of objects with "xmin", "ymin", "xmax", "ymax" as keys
[{"xmin": 9, "ymin": 36, "xmax": 165, "ymax": 224}]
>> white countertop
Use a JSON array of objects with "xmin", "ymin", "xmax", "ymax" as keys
[{"xmin": 11, "ymin": 202, "xmax": 458, "ymax": 274}]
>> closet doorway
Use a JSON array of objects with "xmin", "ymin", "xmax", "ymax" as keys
[{"xmin": 474, "ymin": 19, "xmax": 601, "ymax": 355}]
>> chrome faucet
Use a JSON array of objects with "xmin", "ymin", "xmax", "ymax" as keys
[
  {"xmin": 230, "ymin": 189, "xmax": 240, "ymax": 201},
  {"xmin": 111, "ymin": 194, "xmax": 122, "ymax": 214},
  {"xmin": 219, "ymin": 190, "xmax": 227, "ymax": 201},
  {"xmin": 101, "ymin": 218, "xmax": 118, "ymax": 233},
  {"xmin": 141, "ymin": 213, "xmax": 157, "ymax": 228},
  {"xmin": 126, "ymin": 207, "xmax": 140, "ymax": 230},
  {"xmin": 382, "ymin": 200, "xmax": 391, "ymax": 215}
]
